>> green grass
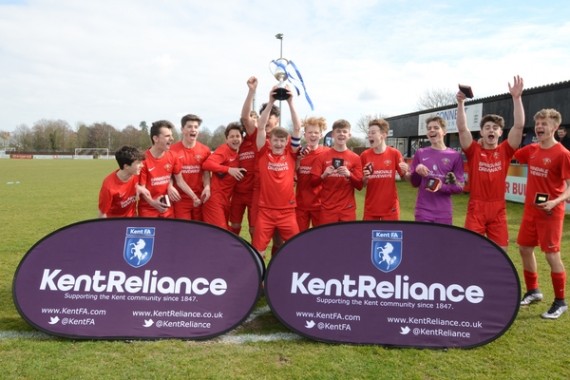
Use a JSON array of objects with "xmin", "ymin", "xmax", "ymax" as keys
[{"xmin": 1, "ymin": 159, "xmax": 569, "ymax": 379}]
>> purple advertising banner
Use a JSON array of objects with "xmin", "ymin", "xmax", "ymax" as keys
[
  {"xmin": 265, "ymin": 222, "xmax": 520, "ymax": 348},
  {"xmin": 13, "ymin": 218, "xmax": 263, "ymax": 340}
]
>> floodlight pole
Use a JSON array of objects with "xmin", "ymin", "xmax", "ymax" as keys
[{"xmin": 275, "ymin": 33, "xmax": 284, "ymax": 126}]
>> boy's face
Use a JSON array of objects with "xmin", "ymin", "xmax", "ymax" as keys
[
  {"xmin": 534, "ymin": 117, "xmax": 558, "ymax": 142},
  {"xmin": 153, "ymin": 127, "xmax": 174, "ymax": 151},
  {"xmin": 480, "ymin": 121, "xmax": 503, "ymax": 148},
  {"xmin": 332, "ymin": 127, "xmax": 351, "ymax": 147},
  {"xmin": 426, "ymin": 121, "xmax": 446, "ymax": 145},
  {"xmin": 557, "ymin": 128, "xmax": 567, "ymax": 138},
  {"xmin": 367, "ymin": 125, "xmax": 387, "ymax": 148},
  {"xmin": 304, "ymin": 124, "xmax": 322, "ymax": 146},
  {"xmin": 125, "ymin": 160, "xmax": 143, "ymax": 176},
  {"xmin": 226, "ymin": 129, "xmax": 243, "ymax": 151},
  {"xmin": 181, "ymin": 121, "xmax": 200, "ymax": 143},
  {"xmin": 270, "ymin": 135, "xmax": 288, "ymax": 155}
]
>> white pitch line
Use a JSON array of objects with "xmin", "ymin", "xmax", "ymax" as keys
[{"xmin": 218, "ymin": 332, "xmax": 302, "ymax": 344}]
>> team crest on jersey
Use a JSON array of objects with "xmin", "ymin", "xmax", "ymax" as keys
[
  {"xmin": 371, "ymin": 230, "xmax": 403, "ymax": 273},
  {"xmin": 164, "ymin": 163, "xmax": 173, "ymax": 172},
  {"xmin": 542, "ymin": 157, "xmax": 552, "ymax": 166},
  {"xmin": 441, "ymin": 158, "xmax": 451, "ymax": 166},
  {"xmin": 383, "ymin": 159, "xmax": 392, "ymax": 167},
  {"xmin": 124, "ymin": 227, "xmax": 155, "ymax": 268}
]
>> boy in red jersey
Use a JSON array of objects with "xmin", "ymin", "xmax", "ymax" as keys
[
  {"xmin": 138, "ymin": 120, "xmax": 201, "ymax": 218},
  {"xmin": 202, "ymin": 122, "xmax": 246, "ymax": 230},
  {"xmin": 170, "ymin": 114, "xmax": 211, "ymax": 221},
  {"xmin": 295, "ymin": 116, "xmax": 328, "ymax": 230},
  {"xmin": 311, "ymin": 119, "xmax": 363, "ymax": 224},
  {"xmin": 456, "ymin": 76, "xmax": 525, "ymax": 250},
  {"xmin": 98, "ymin": 146, "xmax": 149, "ymax": 218},
  {"xmin": 252, "ymin": 86, "xmax": 301, "ymax": 257},
  {"xmin": 515, "ymin": 108, "xmax": 570, "ymax": 319},
  {"xmin": 229, "ymin": 76, "xmax": 261, "ymax": 238},
  {"xmin": 360, "ymin": 119, "xmax": 410, "ymax": 220}
]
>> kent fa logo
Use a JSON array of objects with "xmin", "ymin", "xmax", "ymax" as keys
[
  {"xmin": 124, "ymin": 227, "xmax": 155, "ymax": 268},
  {"xmin": 371, "ymin": 230, "xmax": 402, "ymax": 273}
]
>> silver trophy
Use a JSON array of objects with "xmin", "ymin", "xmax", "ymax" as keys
[{"xmin": 269, "ymin": 58, "xmax": 291, "ymax": 101}]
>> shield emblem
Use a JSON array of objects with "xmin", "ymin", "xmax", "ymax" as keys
[
  {"xmin": 124, "ymin": 227, "xmax": 155, "ymax": 268},
  {"xmin": 371, "ymin": 230, "xmax": 402, "ymax": 273}
]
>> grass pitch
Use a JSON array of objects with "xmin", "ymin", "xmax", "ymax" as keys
[{"xmin": 0, "ymin": 159, "xmax": 569, "ymax": 379}]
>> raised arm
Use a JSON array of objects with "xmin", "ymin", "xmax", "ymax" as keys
[
  {"xmin": 286, "ymin": 87, "xmax": 301, "ymax": 152},
  {"xmin": 456, "ymin": 90, "xmax": 473, "ymax": 150},
  {"xmin": 241, "ymin": 76, "xmax": 258, "ymax": 136},
  {"xmin": 256, "ymin": 87, "xmax": 277, "ymax": 150},
  {"xmin": 507, "ymin": 75, "xmax": 525, "ymax": 150}
]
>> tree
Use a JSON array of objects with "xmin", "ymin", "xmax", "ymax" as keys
[
  {"xmin": 197, "ymin": 128, "xmax": 212, "ymax": 148},
  {"xmin": 0, "ymin": 130, "xmax": 10, "ymax": 150},
  {"xmin": 12, "ymin": 124, "xmax": 33, "ymax": 151},
  {"xmin": 347, "ymin": 136, "xmax": 365, "ymax": 150},
  {"xmin": 204, "ymin": 125, "xmax": 227, "ymax": 150},
  {"xmin": 416, "ymin": 89, "xmax": 456, "ymax": 110},
  {"xmin": 355, "ymin": 113, "xmax": 389, "ymax": 136}
]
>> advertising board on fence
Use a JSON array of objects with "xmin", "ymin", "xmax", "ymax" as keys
[
  {"xmin": 265, "ymin": 221, "xmax": 520, "ymax": 349},
  {"xmin": 13, "ymin": 219, "xmax": 263, "ymax": 340}
]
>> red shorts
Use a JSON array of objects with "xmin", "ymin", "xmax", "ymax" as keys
[
  {"xmin": 319, "ymin": 207, "xmax": 356, "ymax": 226},
  {"xmin": 296, "ymin": 208, "xmax": 321, "ymax": 231},
  {"xmin": 229, "ymin": 191, "xmax": 254, "ymax": 226},
  {"xmin": 202, "ymin": 200, "xmax": 230, "ymax": 230},
  {"xmin": 249, "ymin": 187, "xmax": 260, "ymax": 229},
  {"xmin": 363, "ymin": 209, "xmax": 399, "ymax": 221},
  {"xmin": 173, "ymin": 199, "xmax": 203, "ymax": 221},
  {"xmin": 138, "ymin": 204, "xmax": 174, "ymax": 218},
  {"xmin": 465, "ymin": 199, "xmax": 508, "ymax": 247},
  {"xmin": 253, "ymin": 208, "xmax": 299, "ymax": 252},
  {"xmin": 517, "ymin": 208, "xmax": 564, "ymax": 253}
]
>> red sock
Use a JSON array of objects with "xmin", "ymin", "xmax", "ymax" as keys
[
  {"xmin": 229, "ymin": 225, "xmax": 241, "ymax": 235},
  {"xmin": 523, "ymin": 270, "xmax": 539, "ymax": 292},
  {"xmin": 551, "ymin": 272, "xmax": 566, "ymax": 300}
]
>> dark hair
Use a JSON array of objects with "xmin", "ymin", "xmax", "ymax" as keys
[
  {"xmin": 150, "ymin": 120, "xmax": 175, "ymax": 144},
  {"xmin": 115, "ymin": 146, "xmax": 144, "ymax": 170},
  {"xmin": 181, "ymin": 114, "xmax": 203, "ymax": 127},
  {"xmin": 260, "ymin": 103, "xmax": 280, "ymax": 118},
  {"xmin": 480, "ymin": 114, "xmax": 505, "ymax": 129},
  {"xmin": 225, "ymin": 122, "xmax": 244, "ymax": 138}
]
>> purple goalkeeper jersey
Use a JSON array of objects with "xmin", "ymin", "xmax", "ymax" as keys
[{"xmin": 410, "ymin": 147, "xmax": 464, "ymax": 224}]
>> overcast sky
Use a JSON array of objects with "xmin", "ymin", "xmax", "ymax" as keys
[{"xmin": 1, "ymin": 0, "xmax": 569, "ymax": 135}]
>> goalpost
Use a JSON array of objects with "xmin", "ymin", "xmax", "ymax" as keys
[{"xmin": 73, "ymin": 148, "xmax": 110, "ymax": 160}]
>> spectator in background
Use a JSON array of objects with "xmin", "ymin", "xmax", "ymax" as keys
[{"xmin": 556, "ymin": 125, "xmax": 570, "ymax": 150}]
